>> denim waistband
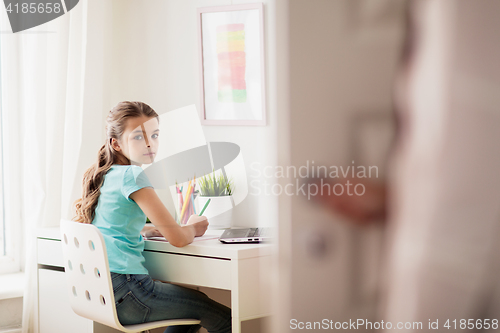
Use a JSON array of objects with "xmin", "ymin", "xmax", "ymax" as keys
[{"xmin": 111, "ymin": 272, "xmax": 148, "ymax": 281}]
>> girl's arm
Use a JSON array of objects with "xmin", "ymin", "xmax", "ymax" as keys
[{"xmin": 130, "ymin": 188, "xmax": 208, "ymax": 247}]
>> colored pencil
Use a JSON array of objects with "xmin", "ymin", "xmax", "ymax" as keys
[
  {"xmin": 179, "ymin": 180, "xmax": 192, "ymax": 223},
  {"xmin": 199, "ymin": 198, "xmax": 211, "ymax": 216}
]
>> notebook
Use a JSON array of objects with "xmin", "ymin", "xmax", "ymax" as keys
[{"xmin": 218, "ymin": 228, "xmax": 271, "ymax": 243}]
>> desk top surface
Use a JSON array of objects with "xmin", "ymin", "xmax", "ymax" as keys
[
  {"xmin": 37, "ymin": 227, "xmax": 273, "ymax": 260},
  {"xmin": 145, "ymin": 230, "xmax": 272, "ymax": 260}
]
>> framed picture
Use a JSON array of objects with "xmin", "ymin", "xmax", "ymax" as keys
[{"xmin": 197, "ymin": 3, "xmax": 266, "ymax": 126}]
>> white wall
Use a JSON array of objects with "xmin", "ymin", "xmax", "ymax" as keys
[{"xmin": 103, "ymin": 0, "xmax": 279, "ymax": 228}]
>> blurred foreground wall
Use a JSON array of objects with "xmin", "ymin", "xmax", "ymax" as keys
[{"xmin": 273, "ymin": 0, "xmax": 407, "ymax": 331}]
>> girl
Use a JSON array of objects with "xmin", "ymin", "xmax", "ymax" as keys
[{"xmin": 74, "ymin": 101, "xmax": 232, "ymax": 333}]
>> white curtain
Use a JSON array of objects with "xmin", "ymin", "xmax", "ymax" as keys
[{"xmin": 0, "ymin": 1, "xmax": 113, "ymax": 332}]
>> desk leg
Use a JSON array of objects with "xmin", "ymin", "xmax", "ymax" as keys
[{"xmin": 231, "ymin": 255, "xmax": 272, "ymax": 333}]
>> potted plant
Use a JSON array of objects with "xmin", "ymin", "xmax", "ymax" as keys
[{"xmin": 197, "ymin": 171, "xmax": 234, "ymax": 229}]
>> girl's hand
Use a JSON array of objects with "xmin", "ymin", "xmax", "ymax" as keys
[
  {"xmin": 143, "ymin": 228, "xmax": 163, "ymax": 238},
  {"xmin": 186, "ymin": 215, "xmax": 209, "ymax": 237},
  {"xmin": 141, "ymin": 224, "xmax": 163, "ymax": 238}
]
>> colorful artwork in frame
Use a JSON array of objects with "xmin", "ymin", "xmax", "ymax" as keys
[{"xmin": 197, "ymin": 3, "xmax": 266, "ymax": 126}]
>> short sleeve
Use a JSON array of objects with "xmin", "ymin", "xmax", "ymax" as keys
[{"xmin": 121, "ymin": 165, "xmax": 153, "ymax": 200}]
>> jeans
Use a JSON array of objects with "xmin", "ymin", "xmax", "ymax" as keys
[{"xmin": 111, "ymin": 273, "xmax": 232, "ymax": 333}]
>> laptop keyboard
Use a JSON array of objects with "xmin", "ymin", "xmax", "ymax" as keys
[{"xmin": 248, "ymin": 228, "xmax": 267, "ymax": 237}]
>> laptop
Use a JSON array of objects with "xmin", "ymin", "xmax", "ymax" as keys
[{"xmin": 219, "ymin": 228, "xmax": 271, "ymax": 243}]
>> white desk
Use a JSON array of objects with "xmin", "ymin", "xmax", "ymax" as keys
[{"xmin": 36, "ymin": 228, "xmax": 272, "ymax": 333}]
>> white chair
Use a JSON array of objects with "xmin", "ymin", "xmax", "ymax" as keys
[{"xmin": 60, "ymin": 219, "xmax": 201, "ymax": 333}]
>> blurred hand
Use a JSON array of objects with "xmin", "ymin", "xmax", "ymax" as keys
[
  {"xmin": 186, "ymin": 214, "xmax": 209, "ymax": 237},
  {"xmin": 311, "ymin": 177, "xmax": 387, "ymax": 225},
  {"xmin": 141, "ymin": 225, "xmax": 163, "ymax": 238}
]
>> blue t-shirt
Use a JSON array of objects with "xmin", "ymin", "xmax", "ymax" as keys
[{"xmin": 92, "ymin": 164, "xmax": 153, "ymax": 274}]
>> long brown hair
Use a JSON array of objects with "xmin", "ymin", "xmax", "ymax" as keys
[{"xmin": 73, "ymin": 101, "xmax": 158, "ymax": 223}]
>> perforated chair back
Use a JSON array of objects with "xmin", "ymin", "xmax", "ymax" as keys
[{"xmin": 60, "ymin": 219, "xmax": 201, "ymax": 333}]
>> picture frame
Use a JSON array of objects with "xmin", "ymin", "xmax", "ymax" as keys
[{"xmin": 197, "ymin": 3, "xmax": 266, "ymax": 126}]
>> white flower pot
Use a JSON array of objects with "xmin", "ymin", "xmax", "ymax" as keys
[{"xmin": 197, "ymin": 196, "xmax": 233, "ymax": 229}]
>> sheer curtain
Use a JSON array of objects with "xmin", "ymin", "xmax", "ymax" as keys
[{"xmin": 0, "ymin": 1, "xmax": 113, "ymax": 332}]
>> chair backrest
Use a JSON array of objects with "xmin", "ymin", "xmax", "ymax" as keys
[{"xmin": 60, "ymin": 219, "xmax": 122, "ymax": 330}]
